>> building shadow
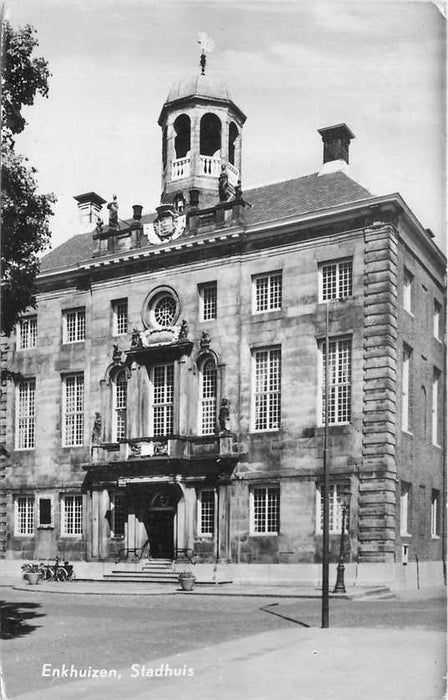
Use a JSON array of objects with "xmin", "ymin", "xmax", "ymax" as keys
[{"xmin": 0, "ymin": 600, "xmax": 45, "ymax": 639}]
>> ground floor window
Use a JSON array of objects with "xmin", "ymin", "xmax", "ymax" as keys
[
  {"xmin": 111, "ymin": 493, "xmax": 126, "ymax": 537},
  {"xmin": 197, "ymin": 489, "xmax": 215, "ymax": 536},
  {"xmin": 431, "ymin": 490, "xmax": 440, "ymax": 538},
  {"xmin": 316, "ymin": 483, "xmax": 350, "ymax": 534},
  {"xmin": 400, "ymin": 481, "xmax": 411, "ymax": 537},
  {"xmin": 62, "ymin": 494, "xmax": 83, "ymax": 536},
  {"xmin": 15, "ymin": 496, "xmax": 34, "ymax": 535},
  {"xmin": 250, "ymin": 486, "xmax": 280, "ymax": 535}
]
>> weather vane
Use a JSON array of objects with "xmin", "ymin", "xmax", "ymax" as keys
[{"xmin": 197, "ymin": 32, "xmax": 215, "ymax": 76}]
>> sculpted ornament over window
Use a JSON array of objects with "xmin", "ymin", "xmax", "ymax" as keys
[{"xmin": 148, "ymin": 204, "xmax": 185, "ymax": 244}]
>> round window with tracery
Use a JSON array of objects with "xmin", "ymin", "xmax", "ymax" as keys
[{"xmin": 153, "ymin": 295, "xmax": 177, "ymax": 327}]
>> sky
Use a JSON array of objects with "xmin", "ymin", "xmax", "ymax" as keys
[{"xmin": 4, "ymin": 0, "xmax": 446, "ymax": 252}]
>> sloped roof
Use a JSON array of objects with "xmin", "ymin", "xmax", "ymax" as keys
[{"xmin": 40, "ymin": 171, "xmax": 372, "ymax": 274}]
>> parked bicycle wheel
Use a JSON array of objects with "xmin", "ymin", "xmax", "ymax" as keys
[{"xmin": 56, "ymin": 567, "xmax": 67, "ymax": 581}]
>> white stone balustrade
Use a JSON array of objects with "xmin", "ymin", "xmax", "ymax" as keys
[
  {"xmin": 199, "ymin": 155, "xmax": 221, "ymax": 177},
  {"xmin": 171, "ymin": 157, "xmax": 190, "ymax": 180},
  {"xmin": 227, "ymin": 162, "xmax": 239, "ymax": 186}
]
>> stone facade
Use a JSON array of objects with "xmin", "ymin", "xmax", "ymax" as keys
[{"xmin": 0, "ymin": 69, "xmax": 445, "ymax": 577}]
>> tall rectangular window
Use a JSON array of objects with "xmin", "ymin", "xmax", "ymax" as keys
[
  {"xmin": 112, "ymin": 299, "xmax": 128, "ymax": 336},
  {"xmin": 111, "ymin": 494, "xmax": 126, "ymax": 537},
  {"xmin": 253, "ymin": 272, "xmax": 282, "ymax": 313},
  {"xmin": 320, "ymin": 259, "xmax": 352, "ymax": 301},
  {"xmin": 17, "ymin": 316, "xmax": 37, "ymax": 350},
  {"xmin": 62, "ymin": 495, "xmax": 83, "ymax": 535},
  {"xmin": 15, "ymin": 496, "xmax": 34, "ymax": 535},
  {"xmin": 320, "ymin": 337, "xmax": 352, "ymax": 425},
  {"xmin": 250, "ymin": 487, "xmax": 280, "ymax": 534},
  {"xmin": 433, "ymin": 300, "xmax": 441, "ymax": 340},
  {"xmin": 252, "ymin": 347, "xmax": 281, "ymax": 431},
  {"xmin": 403, "ymin": 268, "xmax": 413, "ymax": 314},
  {"xmin": 63, "ymin": 308, "xmax": 85, "ymax": 343},
  {"xmin": 198, "ymin": 490, "xmax": 215, "ymax": 536},
  {"xmin": 199, "ymin": 358, "xmax": 217, "ymax": 435},
  {"xmin": 432, "ymin": 368, "xmax": 441, "ymax": 446},
  {"xmin": 431, "ymin": 490, "xmax": 440, "ymax": 538},
  {"xmin": 114, "ymin": 370, "xmax": 127, "ymax": 441},
  {"xmin": 316, "ymin": 483, "xmax": 350, "ymax": 534},
  {"xmin": 199, "ymin": 282, "xmax": 217, "ymax": 321},
  {"xmin": 402, "ymin": 345, "xmax": 412, "ymax": 432},
  {"xmin": 62, "ymin": 374, "xmax": 84, "ymax": 446},
  {"xmin": 16, "ymin": 379, "xmax": 36, "ymax": 450},
  {"xmin": 152, "ymin": 363, "xmax": 174, "ymax": 436},
  {"xmin": 400, "ymin": 481, "xmax": 411, "ymax": 536}
]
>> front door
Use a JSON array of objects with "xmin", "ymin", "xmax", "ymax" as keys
[{"xmin": 145, "ymin": 510, "xmax": 175, "ymax": 559}]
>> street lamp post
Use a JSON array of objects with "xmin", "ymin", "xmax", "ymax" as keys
[{"xmin": 333, "ymin": 489, "xmax": 351, "ymax": 594}]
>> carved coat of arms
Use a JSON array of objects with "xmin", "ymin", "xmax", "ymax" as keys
[{"xmin": 147, "ymin": 204, "xmax": 185, "ymax": 244}]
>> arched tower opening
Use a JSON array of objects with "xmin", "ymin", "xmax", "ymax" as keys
[
  {"xmin": 228, "ymin": 122, "xmax": 239, "ymax": 166},
  {"xmin": 200, "ymin": 113, "xmax": 221, "ymax": 157},
  {"xmin": 174, "ymin": 114, "xmax": 191, "ymax": 159}
]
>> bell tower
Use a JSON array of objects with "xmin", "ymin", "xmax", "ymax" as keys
[{"xmin": 158, "ymin": 53, "xmax": 246, "ymax": 210}]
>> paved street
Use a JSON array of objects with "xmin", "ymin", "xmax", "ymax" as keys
[{"xmin": 1, "ymin": 586, "xmax": 446, "ymax": 699}]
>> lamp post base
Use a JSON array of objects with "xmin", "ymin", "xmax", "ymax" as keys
[{"xmin": 333, "ymin": 563, "xmax": 346, "ymax": 593}]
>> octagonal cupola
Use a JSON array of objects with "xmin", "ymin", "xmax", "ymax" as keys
[{"xmin": 158, "ymin": 56, "xmax": 246, "ymax": 210}]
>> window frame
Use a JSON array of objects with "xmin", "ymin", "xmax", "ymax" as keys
[
  {"xmin": 112, "ymin": 299, "xmax": 128, "ymax": 336},
  {"xmin": 17, "ymin": 316, "xmax": 37, "ymax": 350},
  {"xmin": 112, "ymin": 369, "xmax": 128, "ymax": 441},
  {"xmin": 433, "ymin": 300, "xmax": 441, "ymax": 340},
  {"xmin": 250, "ymin": 486, "xmax": 280, "ymax": 535},
  {"xmin": 431, "ymin": 490, "xmax": 440, "ymax": 538},
  {"xmin": 14, "ymin": 495, "xmax": 35, "ymax": 536},
  {"xmin": 62, "ymin": 373, "xmax": 85, "ymax": 447},
  {"xmin": 62, "ymin": 307, "xmax": 86, "ymax": 344},
  {"xmin": 199, "ymin": 282, "xmax": 217, "ymax": 322},
  {"xmin": 61, "ymin": 494, "xmax": 83, "ymax": 537},
  {"xmin": 197, "ymin": 489, "xmax": 216, "ymax": 537},
  {"xmin": 16, "ymin": 378, "xmax": 36, "ymax": 450},
  {"xmin": 319, "ymin": 258, "xmax": 353, "ymax": 302},
  {"xmin": 318, "ymin": 336, "xmax": 352, "ymax": 426},
  {"xmin": 151, "ymin": 362, "xmax": 175, "ymax": 437},
  {"xmin": 251, "ymin": 346, "xmax": 281, "ymax": 432},
  {"xmin": 111, "ymin": 493, "xmax": 126, "ymax": 538},
  {"xmin": 198, "ymin": 356, "xmax": 217, "ymax": 436},
  {"xmin": 400, "ymin": 481, "xmax": 411, "ymax": 537},
  {"xmin": 432, "ymin": 368, "xmax": 441, "ymax": 446},
  {"xmin": 252, "ymin": 271, "xmax": 283, "ymax": 314},
  {"xmin": 401, "ymin": 344, "xmax": 412, "ymax": 433},
  {"xmin": 403, "ymin": 268, "xmax": 413, "ymax": 315}
]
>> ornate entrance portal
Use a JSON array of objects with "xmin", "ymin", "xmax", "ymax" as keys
[{"xmin": 144, "ymin": 490, "xmax": 177, "ymax": 559}]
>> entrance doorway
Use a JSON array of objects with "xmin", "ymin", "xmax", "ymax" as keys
[{"xmin": 144, "ymin": 490, "xmax": 177, "ymax": 559}]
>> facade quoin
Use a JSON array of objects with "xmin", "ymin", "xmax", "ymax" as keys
[{"xmin": 1, "ymin": 55, "xmax": 446, "ymax": 583}]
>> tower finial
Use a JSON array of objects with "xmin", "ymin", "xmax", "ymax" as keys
[{"xmin": 197, "ymin": 32, "xmax": 215, "ymax": 76}]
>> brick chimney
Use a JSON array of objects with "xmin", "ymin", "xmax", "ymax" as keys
[
  {"xmin": 74, "ymin": 192, "xmax": 107, "ymax": 234},
  {"xmin": 317, "ymin": 124, "xmax": 355, "ymax": 175}
]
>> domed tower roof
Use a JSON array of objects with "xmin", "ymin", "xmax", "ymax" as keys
[{"xmin": 166, "ymin": 73, "xmax": 233, "ymax": 104}]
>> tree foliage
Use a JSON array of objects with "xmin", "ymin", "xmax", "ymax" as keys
[{"xmin": 1, "ymin": 21, "xmax": 55, "ymax": 336}]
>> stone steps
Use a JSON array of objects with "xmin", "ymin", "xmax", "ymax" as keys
[{"xmin": 104, "ymin": 558, "xmax": 180, "ymax": 584}]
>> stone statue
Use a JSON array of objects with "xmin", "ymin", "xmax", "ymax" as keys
[
  {"xmin": 234, "ymin": 180, "xmax": 242, "ymax": 200},
  {"xmin": 218, "ymin": 398, "xmax": 230, "ymax": 433},
  {"xmin": 92, "ymin": 413, "xmax": 102, "ymax": 443},
  {"xmin": 112, "ymin": 345, "xmax": 122, "ymax": 363},
  {"xmin": 200, "ymin": 331, "xmax": 211, "ymax": 349},
  {"xmin": 107, "ymin": 195, "xmax": 119, "ymax": 229},
  {"xmin": 179, "ymin": 320, "xmax": 188, "ymax": 339},
  {"xmin": 218, "ymin": 165, "xmax": 231, "ymax": 202},
  {"xmin": 95, "ymin": 216, "xmax": 103, "ymax": 233},
  {"xmin": 131, "ymin": 329, "xmax": 142, "ymax": 349}
]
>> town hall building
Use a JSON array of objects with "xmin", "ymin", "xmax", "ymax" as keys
[{"xmin": 1, "ymin": 58, "xmax": 446, "ymax": 585}]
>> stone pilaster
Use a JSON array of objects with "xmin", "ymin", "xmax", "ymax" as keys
[{"xmin": 359, "ymin": 223, "xmax": 398, "ymax": 562}]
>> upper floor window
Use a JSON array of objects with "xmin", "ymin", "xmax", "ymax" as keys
[
  {"xmin": 432, "ymin": 368, "xmax": 441, "ymax": 446},
  {"xmin": 62, "ymin": 374, "xmax": 84, "ymax": 446},
  {"xmin": 199, "ymin": 282, "xmax": 217, "ymax": 321},
  {"xmin": 316, "ymin": 482, "xmax": 350, "ymax": 534},
  {"xmin": 400, "ymin": 481, "xmax": 411, "ymax": 536},
  {"xmin": 17, "ymin": 316, "xmax": 37, "ymax": 350},
  {"xmin": 402, "ymin": 344, "xmax": 412, "ymax": 433},
  {"xmin": 319, "ymin": 259, "xmax": 352, "ymax": 302},
  {"xmin": 63, "ymin": 308, "xmax": 85, "ymax": 343},
  {"xmin": 199, "ymin": 357, "xmax": 217, "ymax": 436},
  {"xmin": 250, "ymin": 486, "xmax": 280, "ymax": 535},
  {"xmin": 62, "ymin": 494, "xmax": 83, "ymax": 536},
  {"xmin": 403, "ymin": 268, "xmax": 413, "ymax": 314},
  {"xmin": 152, "ymin": 363, "xmax": 174, "ymax": 437},
  {"xmin": 253, "ymin": 272, "xmax": 282, "ymax": 313},
  {"xmin": 113, "ymin": 370, "xmax": 127, "ymax": 441},
  {"xmin": 16, "ymin": 378, "xmax": 36, "ymax": 450},
  {"xmin": 320, "ymin": 337, "xmax": 352, "ymax": 425},
  {"xmin": 433, "ymin": 300, "xmax": 441, "ymax": 340},
  {"xmin": 112, "ymin": 299, "xmax": 128, "ymax": 336},
  {"xmin": 252, "ymin": 347, "xmax": 281, "ymax": 431},
  {"xmin": 15, "ymin": 495, "xmax": 34, "ymax": 536},
  {"xmin": 431, "ymin": 490, "xmax": 440, "ymax": 538},
  {"xmin": 197, "ymin": 489, "xmax": 215, "ymax": 536}
]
